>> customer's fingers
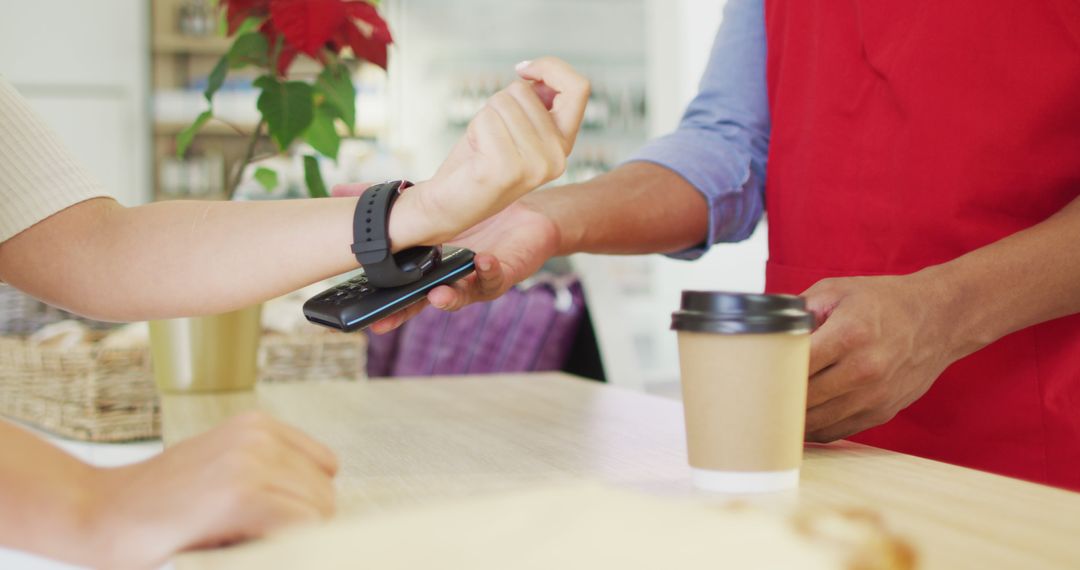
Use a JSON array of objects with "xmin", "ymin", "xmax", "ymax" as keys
[
  {"xmin": 228, "ymin": 410, "xmax": 341, "ymax": 477},
  {"xmin": 263, "ymin": 416, "xmax": 339, "ymax": 475},
  {"xmin": 263, "ymin": 451, "xmax": 337, "ymax": 518},
  {"xmin": 238, "ymin": 492, "xmax": 327, "ymax": 539},
  {"xmin": 515, "ymin": 57, "xmax": 589, "ymax": 152},
  {"xmin": 504, "ymin": 80, "xmax": 563, "ymax": 158},
  {"xmin": 487, "ymin": 90, "xmax": 547, "ymax": 168},
  {"xmin": 530, "ymin": 82, "xmax": 558, "ymax": 110}
]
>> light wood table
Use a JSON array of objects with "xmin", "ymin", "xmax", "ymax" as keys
[{"xmin": 162, "ymin": 373, "xmax": 1080, "ymax": 569}]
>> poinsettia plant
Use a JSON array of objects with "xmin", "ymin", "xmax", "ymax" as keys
[{"xmin": 176, "ymin": 0, "xmax": 393, "ymax": 199}]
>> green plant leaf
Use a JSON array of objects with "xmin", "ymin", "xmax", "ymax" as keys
[
  {"xmin": 253, "ymin": 167, "xmax": 279, "ymax": 192},
  {"xmin": 303, "ymin": 155, "xmax": 329, "ymax": 198},
  {"xmin": 315, "ymin": 64, "xmax": 356, "ymax": 133},
  {"xmin": 176, "ymin": 109, "xmax": 213, "ymax": 158},
  {"xmin": 234, "ymin": 16, "xmax": 262, "ymax": 36},
  {"xmin": 304, "ymin": 105, "xmax": 341, "ymax": 158},
  {"xmin": 206, "ymin": 33, "xmax": 269, "ymax": 104},
  {"xmin": 205, "ymin": 56, "xmax": 229, "ymax": 103},
  {"xmin": 254, "ymin": 75, "xmax": 315, "ymax": 151},
  {"xmin": 228, "ymin": 32, "xmax": 269, "ymax": 69}
]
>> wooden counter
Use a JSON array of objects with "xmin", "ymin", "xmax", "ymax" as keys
[{"xmin": 162, "ymin": 373, "xmax": 1080, "ymax": 569}]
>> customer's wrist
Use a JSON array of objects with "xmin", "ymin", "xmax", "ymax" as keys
[{"xmin": 386, "ymin": 179, "xmax": 454, "ymax": 248}]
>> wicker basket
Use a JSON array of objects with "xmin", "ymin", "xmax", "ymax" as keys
[
  {"xmin": 0, "ymin": 285, "xmax": 120, "ymax": 335},
  {"xmin": 0, "ymin": 285, "xmax": 367, "ymax": 441},
  {"xmin": 0, "ymin": 331, "xmax": 366, "ymax": 442},
  {"xmin": 0, "ymin": 335, "xmax": 158, "ymax": 442},
  {"xmin": 260, "ymin": 332, "xmax": 367, "ymax": 383}
]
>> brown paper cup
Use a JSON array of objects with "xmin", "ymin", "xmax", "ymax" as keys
[{"xmin": 672, "ymin": 292, "xmax": 814, "ymax": 493}]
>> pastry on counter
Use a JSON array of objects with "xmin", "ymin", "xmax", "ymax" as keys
[{"xmin": 180, "ymin": 483, "xmax": 913, "ymax": 569}]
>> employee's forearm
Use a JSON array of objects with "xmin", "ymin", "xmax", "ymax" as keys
[
  {"xmin": 925, "ymin": 194, "xmax": 1080, "ymax": 359},
  {"xmin": 0, "ymin": 420, "xmax": 100, "ymax": 567},
  {"xmin": 524, "ymin": 161, "xmax": 709, "ymax": 256},
  {"xmin": 0, "ymin": 185, "xmax": 441, "ymax": 321}
]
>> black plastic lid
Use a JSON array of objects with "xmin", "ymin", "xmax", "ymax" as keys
[{"xmin": 671, "ymin": 291, "xmax": 815, "ymax": 334}]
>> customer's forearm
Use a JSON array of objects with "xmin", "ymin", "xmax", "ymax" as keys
[
  {"xmin": 923, "ymin": 194, "xmax": 1080, "ymax": 359},
  {"xmin": 0, "ymin": 182, "xmax": 444, "ymax": 321},
  {"xmin": 524, "ymin": 162, "xmax": 709, "ymax": 256},
  {"xmin": 0, "ymin": 420, "xmax": 99, "ymax": 567}
]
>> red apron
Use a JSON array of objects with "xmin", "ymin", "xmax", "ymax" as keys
[{"xmin": 763, "ymin": 0, "xmax": 1080, "ymax": 490}]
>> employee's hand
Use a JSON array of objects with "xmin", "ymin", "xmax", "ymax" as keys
[
  {"xmin": 395, "ymin": 57, "xmax": 589, "ymax": 245},
  {"xmin": 88, "ymin": 411, "xmax": 338, "ymax": 569},
  {"xmin": 801, "ymin": 273, "xmax": 961, "ymax": 442},
  {"xmin": 374, "ymin": 199, "xmax": 559, "ymax": 333}
]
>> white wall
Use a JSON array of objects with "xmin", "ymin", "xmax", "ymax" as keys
[
  {"xmin": 382, "ymin": 0, "xmax": 648, "ymax": 179},
  {"xmin": 646, "ymin": 0, "xmax": 729, "ymax": 136},
  {"xmin": 576, "ymin": 0, "xmax": 770, "ymax": 392},
  {"xmin": 0, "ymin": 0, "xmax": 151, "ymax": 206}
]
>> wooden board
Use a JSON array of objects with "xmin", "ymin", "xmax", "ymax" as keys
[{"xmin": 163, "ymin": 374, "xmax": 1080, "ymax": 569}]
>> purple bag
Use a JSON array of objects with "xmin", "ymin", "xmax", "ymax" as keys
[{"xmin": 366, "ymin": 276, "xmax": 585, "ymax": 377}]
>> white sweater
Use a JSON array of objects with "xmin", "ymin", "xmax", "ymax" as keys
[{"xmin": 0, "ymin": 76, "xmax": 108, "ymax": 243}]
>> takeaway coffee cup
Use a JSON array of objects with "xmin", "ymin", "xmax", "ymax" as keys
[{"xmin": 671, "ymin": 291, "xmax": 815, "ymax": 493}]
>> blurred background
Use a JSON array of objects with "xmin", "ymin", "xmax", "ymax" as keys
[{"xmin": 0, "ymin": 0, "xmax": 766, "ymax": 396}]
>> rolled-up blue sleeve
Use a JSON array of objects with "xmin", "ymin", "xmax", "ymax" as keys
[{"xmin": 628, "ymin": 0, "xmax": 769, "ymax": 260}]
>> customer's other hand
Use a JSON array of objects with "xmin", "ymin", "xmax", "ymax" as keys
[{"xmin": 88, "ymin": 411, "xmax": 338, "ymax": 569}]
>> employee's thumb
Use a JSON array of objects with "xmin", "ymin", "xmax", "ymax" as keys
[{"xmin": 801, "ymin": 278, "xmax": 847, "ymax": 330}]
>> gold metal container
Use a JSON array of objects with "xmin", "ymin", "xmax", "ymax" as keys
[{"xmin": 149, "ymin": 305, "xmax": 263, "ymax": 393}]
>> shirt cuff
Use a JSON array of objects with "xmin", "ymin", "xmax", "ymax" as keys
[{"xmin": 627, "ymin": 131, "xmax": 764, "ymax": 260}]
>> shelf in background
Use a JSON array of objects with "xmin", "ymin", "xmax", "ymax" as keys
[
  {"xmin": 154, "ymin": 121, "xmax": 380, "ymax": 139},
  {"xmin": 153, "ymin": 34, "xmax": 231, "ymax": 55},
  {"xmin": 154, "ymin": 121, "xmax": 260, "ymax": 137}
]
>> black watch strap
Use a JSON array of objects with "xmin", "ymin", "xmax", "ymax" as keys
[{"xmin": 351, "ymin": 180, "xmax": 440, "ymax": 288}]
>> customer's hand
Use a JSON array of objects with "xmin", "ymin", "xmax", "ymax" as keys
[
  {"xmin": 395, "ymin": 57, "xmax": 589, "ymax": 244},
  {"xmin": 801, "ymin": 273, "xmax": 962, "ymax": 442},
  {"xmin": 330, "ymin": 179, "xmax": 560, "ymax": 333},
  {"xmin": 87, "ymin": 411, "xmax": 338, "ymax": 570}
]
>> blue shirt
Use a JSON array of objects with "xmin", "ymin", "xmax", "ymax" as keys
[{"xmin": 629, "ymin": 0, "xmax": 769, "ymax": 260}]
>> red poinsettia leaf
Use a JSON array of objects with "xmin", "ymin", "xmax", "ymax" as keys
[
  {"xmin": 343, "ymin": 21, "xmax": 388, "ymax": 69},
  {"xmin": 344, "ymin": 1, "xmax": 393, "ymax": 43},
  {"xmin": 323, "ymin": 26, "xmax": 344, "ymax": 55},
  {"xmin": 223, "ymin": 0, "xmax": 270, "ymax": 35},
  {"xmin": 328, "ymin": 26, "xmax": 354, "ymax": 56},
  {"xmin": 269, "ymin": 0, "xmax": 347, "ymax": 58}
]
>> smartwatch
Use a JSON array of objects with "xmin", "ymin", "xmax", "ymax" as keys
[{"xmin": 350, "ymin": 180, "xmax": 441, "ymax": 288}]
